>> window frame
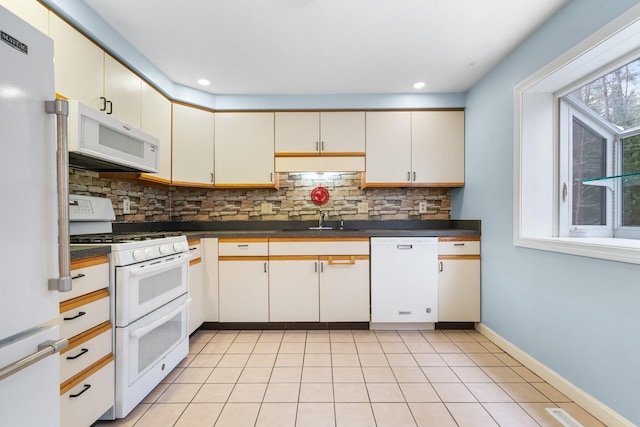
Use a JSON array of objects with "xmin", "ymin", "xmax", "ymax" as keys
[{"xmin": 514, "ymin": 3, "xmax": 640, "ymax": 265}]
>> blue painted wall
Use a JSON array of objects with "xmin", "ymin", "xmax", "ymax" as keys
[{"xmin": 452, "ymin": 0, "xmax": 640, "ymax": 423}]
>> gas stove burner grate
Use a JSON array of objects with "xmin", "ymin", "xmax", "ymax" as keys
[{"xmin": 70, "ymin": 231, "xmax": 183, "ymax": 244}]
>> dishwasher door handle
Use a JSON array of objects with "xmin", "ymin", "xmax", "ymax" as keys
[{"xmin": 396, "ymin": 244, "xmax": 413, "ymax": 250}]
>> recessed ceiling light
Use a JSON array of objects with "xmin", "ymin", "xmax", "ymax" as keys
[
  {"xmin": 413, "ymin": 81, "xmax": 425, "ymax": 89},
  {"xmin": 198, "ymin": 79, "xmax": 210, "ymax": 86}
]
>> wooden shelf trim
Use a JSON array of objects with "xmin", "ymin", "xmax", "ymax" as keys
[
  {"xmin": 61, "ymin": 321, "xmax": 111, "ymax": 355},
  {"xmin": 269, "ymin": 237, "xmax": 369, "ymax": 243},
  {"xmin": 59, "ymin": 288, "xmax": 109, "ymax": 314},
  {"xmin": 219, "ymin": 238, "xmax": 269, "ymax": 243},
  {"xmin": 438, "ymin": 255, "xmax": 481, "ymax": 261},
  {"xmin": 438, "ymin": 236, "xmax": 480, "ymax": 242},
  {"xmin": 218, "ymin": 256, "xmax": 269, "ymax": 262},
  {"xmin": 275, "ymin": 152, "xmax": 365, "ymax": 158},
  {"xmin": 70, "ymin": 255, "xmax": 109, "ymax": 270},
  {"xmin": 189, "ymin": 258, "xmax": 202, "ymax": 266}
]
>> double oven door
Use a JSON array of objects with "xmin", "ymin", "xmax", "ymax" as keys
[
  {"xmin": 112, "ymin": 251, "xmax": 190, "ymax": 418},
  {"xmin": 114, "ymin": 252, "xmax": 190, "ymax": 327}
]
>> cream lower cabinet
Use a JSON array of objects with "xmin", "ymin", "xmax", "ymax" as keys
[
  {"xmin": 218, "ymin": 239, "xmax": 269, "ymax": 322},
  {"xmin": 269, "ymin": 257, "xmax": 320, "ymax": 322},
  {"xmin": 59, "ymin": 255, "xmax": 114, "ymax": 427},
  {"xmin": 269, "ymin": 238, "xmax": 370, "ymax": 323},
  {"xmin": 188, "ymin": 239, "xmax": 204, "ymax": 334},
  {"xmin": 203, "ymin": 238, "xmax": 219, "ymax": 322},
  {"xmin": 437, "ymin": 237, "xmax": 481, "ymax": 322}
]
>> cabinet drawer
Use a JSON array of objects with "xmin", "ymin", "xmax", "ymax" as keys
[
  {"xmin": 60, "ymin": 322, "xmax": 112, "ymax": 383},
  {"xmin": 438, "ymin": 238, "xmax": 480, "ymax": 256},
  {"xmin": 219, "ymin": 239, "xmax": 268, "ymax": 256},
  {"xmin": 61, "ymin": 256, "xmax": 109, "ymax": 302},
  {"xmin": 60, "ymin": 356, "xmax": 114, "ymax": 427},
  {"xmin": 269, "ymin": 238, "xmax": 369, "ymax": 256},
  {"xmin": 188, "ymin": 239, "xmax": 202, "ymax": 259},
  {"xmin": 59, "ymin": 289, "xmax": 110, "ymax": 340}
]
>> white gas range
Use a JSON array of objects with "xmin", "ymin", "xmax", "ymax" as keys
[{"xmin": 69, "ymin": 194, "xmax": 191, "ymax": 419}]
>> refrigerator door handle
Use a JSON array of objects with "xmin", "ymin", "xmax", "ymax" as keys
[
  {"xmin": 0, "ymin": 338, "xmax": 68, "ymax": 382},
  {"xmin": 45, "ymin": 99, "xmax": 72, "ymax": 293}
]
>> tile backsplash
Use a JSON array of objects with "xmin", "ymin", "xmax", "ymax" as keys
[{"xmin": 69, "ymin": 168, "xmax": 450, "ymax": 222}]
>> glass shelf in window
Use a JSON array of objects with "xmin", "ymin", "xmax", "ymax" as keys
[{"xmin": 583, "ymin": 172, "xmax": 640, "ymax": 190}]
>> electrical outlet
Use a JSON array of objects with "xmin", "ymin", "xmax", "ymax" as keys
[
  {"xmin": 123, "ymin": 198, "xmax": 131, "ymax": 214},
  {"xmin": 261, "ymin": 202, "xmax": 273, "ymax": 214},
  {"xmin": 357, "ymin": 202, "xmax": 369, "ymax": 214},
  {"xmin": 418, "ymin": 201, "xmax": 427, "ymax": 214}
]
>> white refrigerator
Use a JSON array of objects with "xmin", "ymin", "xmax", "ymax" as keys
[{"xmin": 0, "ymin": 6, "xmax": 69, "ymax": 427}]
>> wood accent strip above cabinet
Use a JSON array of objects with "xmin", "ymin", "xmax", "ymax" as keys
[
  {"xmin": 219, "ymin": 238, "xmax": 270, "ymax": 243},
  {"xmin": 189, "ymin": 258, "xmax": 202, "ymax": 266},
  {"xmin": 59, "ymin": 289, "xmax": 110, "ymax": 314},
  {"xmin": 269, "ymin": 237, "xmax": 369, "ymax": 243},
  {"xmin": 438, "ymin": 255, "xmax": 481, "ymax": 261},
  {"xmin": 275, "ymin": 152, "xmax": 365, "ymax": 158},
  {"xmin": 70, "ymin": 255, "xmax": 109, "ymax": 270},
  {"xmin": 61, "ymin": 321, "xmax": 111, "ymax": 355},
  {"xmin": 438, "ymin": 236, "xmax": 480, "ymax": 242},
  {"xmin": 218, "ymin": 256, "xmax": 269, "ymax": 262}
]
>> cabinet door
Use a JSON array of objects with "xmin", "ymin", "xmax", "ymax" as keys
[
  {"xmin": 104, "ymin": 55, "xmax": 141, "ymax": 126},
  {"xmin": 320, "ymin": 112, "xmax": 365, "ymax": 154},
  {"xmin": 188, "ymin": 242, "xmax": 204, "ymax": 334},
  {"xmin": 140, "ymin": 82, "xmax": 172, "ymax": 183},
  {"xmin": 275, "ymin": 112, "xmax": 319, "ymax": 154},
  {"xmin": 365, "ymin": 112, "xmax": 412, "ymax": 185},
  {"xmin": 320, "ymin": 257, "xmax": 370, "ymax": 322},
  {"xmin": 411, "ymin": 111, "xmax": 465, "ymax": 186},
  {"xmin": 438, "ymin": 259, "xmax": 480, "ymax": 322},
  {"xmin": 214, "ymin": 112, "xmax": 275, "ymax": 186},
  {"xmin": 171, "ymin": 103, "xmax": 214, "ymax": 186},
  {"xmin": 218, "ymin": 260, "xmax": 269, "ymax": 322},
  {"xmin": 1, "ymin": 0, "xmax": 49, "ymax": 34},
  {"xmin": 269, "ymin": 259, "xmax": 319, "ymax": 322},
  {"xmin": 203, "ymin": 238, "xmax": 219, "ymax": 322},
  {"xmin": 49, "ymin": 14, "xmax": 104, "ymax": 109}
]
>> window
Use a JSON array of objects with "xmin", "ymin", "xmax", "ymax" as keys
[
  {"xmin": 514, "ymin": 4, "xmax": 640, "ymax": 264},
  {"xmin": 559, "ymin": 57, "xmax": 640, "ymax": 239}
]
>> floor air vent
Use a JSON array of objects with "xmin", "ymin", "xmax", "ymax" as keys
[{"xmin": 545, "ymin": 408, "xmax": 584, "ymax": 427}]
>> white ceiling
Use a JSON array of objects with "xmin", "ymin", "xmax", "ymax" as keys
[{"xmin": 83, "ymin": 0, "xmax": 569, "ymax": 95}]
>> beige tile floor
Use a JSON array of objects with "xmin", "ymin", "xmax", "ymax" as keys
[{"xmin": 96, "ymin": 329, "xmax": 606, "ymax": 427}]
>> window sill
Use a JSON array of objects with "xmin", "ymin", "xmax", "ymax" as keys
[{"xmin": 515, "ymin": 236, "xmax": 640, "ymax": 264}]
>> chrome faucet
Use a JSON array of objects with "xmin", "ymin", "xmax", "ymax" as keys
[{"xmin": 318, "ymin": 212, "xmax": 326, "ymax": 228}]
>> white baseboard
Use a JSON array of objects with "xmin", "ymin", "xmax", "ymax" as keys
[{"xmin": 475, "ymin": 323, "xmax": 634, "ymax": 427}]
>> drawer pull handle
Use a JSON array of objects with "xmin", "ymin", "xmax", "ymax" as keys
[
  {"xmin": 453, "ymin": 243, "xmax": 465, "ymax": 246},
  {"xmin": 63, "ymin": 311, "xmax": 86, "ymax": 321},
  {"xmin": 237, "ymin": 244, "xmax": 249, "ymax": 248},
  {"xmin": 327, "ymin": 256, "xmax": 355, "ymax": 265},
  {"xmin": 71, "ymin": 273, "xmax": 85, "ymax": 280},
  {"xmin": 397, "ymin": 244, "xmax": 413, "ymax": 250},
  {"xmin": 189, "ymin": 247, "xmax": 197, "ymax": 251},
  {"xmin": 69, "ymin": 384, "xmax": 91, "ymax": 398},
  {"xmin": 66, "ymin": 348, "xmax": 89, "ymax": 360}
]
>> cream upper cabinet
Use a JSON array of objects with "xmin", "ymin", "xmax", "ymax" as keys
[
  {"xmin": 49, "ymin": 15, "xmax": 143, "ymax": 126},
  {"xmin": 103, "ymin": 55, "xmax": 141, "ymax": 126},
  {"xmin": 1, "ymin": 0, "xmax": 49, "ymax": 34},
  {"xmin": 365, "ymin": 111, "xmax": 412, "ymax": 185},
  {"xmin": 275, "ymin": 111, "xmax": 365, "ymax": 155},
  {"xmin": 365, "ymin": 110, "xmax": 465, "ymax": 187},
  {"xmin": 172, "ymin": 103, "xmax": 214, "ymax": 187},
  {"xmin": 49, "ymin": 14, "xmax": 104, "ymax": 108},
  {"xmin": 412, "ymin": 111, "xmax": 465, "ymax": 186},
  {"xmin": 140, "ymin": 83, "xmax": 171, "ymax": 183},
  {"xmin": 214, "ymin": 112, "xmax": 275, "ymax": 187}
]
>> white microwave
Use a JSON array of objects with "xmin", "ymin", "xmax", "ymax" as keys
[{"xmin": 67, "ymin": 100, "xmax": 159, "ymax": 173}]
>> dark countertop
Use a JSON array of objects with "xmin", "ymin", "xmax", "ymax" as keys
[
  {"xmin": 70, "ymin": 244, "xmax": 111, "ymax": 260},
  {"xmin": 71, "ymin": 219, "xmax": 480, "ymax": 258}
]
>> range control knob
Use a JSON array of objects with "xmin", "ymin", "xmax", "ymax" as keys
[
  {"xmin": 159, "ymin": 244, "xmax": 173, "ymax": 255},
  {"xmin": 173, "ymin": 242, "xmax": 186, "ymax": 252},
  {"xmin": 132, "ymin": 249, "xmax": 146, "ymax": 261}
]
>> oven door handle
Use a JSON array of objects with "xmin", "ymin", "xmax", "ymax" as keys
[
  {"xmin": 129, "ymin": 298, "xmax": 191, "ymax": 339},
  {"xmin": 129, "ymin": 254, "xmax": 191, "ymax": 277}
]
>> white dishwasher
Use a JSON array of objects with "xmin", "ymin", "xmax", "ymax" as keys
[{"xmin": 370, "ymin": 237, "xmax": 438, "ymax": 325}]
